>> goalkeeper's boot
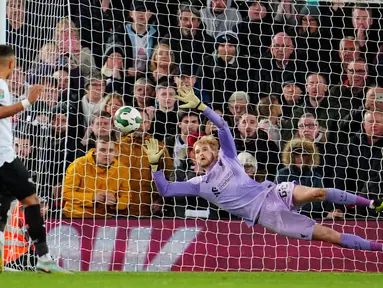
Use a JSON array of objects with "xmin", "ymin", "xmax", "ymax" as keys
[
  {"xmin": 0, "ymin": 231, "xmax": 4, "ymax": 273},
  {"xmin": 36, "ymin": 257, "xmax": 69, "ymax": 273},
  {"xmin": 373, "ymin": 199, "xmax": 383, "ymax": 213}
]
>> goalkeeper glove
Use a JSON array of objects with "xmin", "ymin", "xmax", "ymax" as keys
[
  {"xmin": 143, "ymin": 138, "xmax": 165, "ymax": 172},
  {"xmin": 176, "ymin": 86, "xmax": 207, "ymax": 111}
]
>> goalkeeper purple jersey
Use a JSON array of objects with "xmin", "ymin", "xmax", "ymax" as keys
[{"xmin": 152, "ymin": 107, "xmax": 276, "ymax": 226}]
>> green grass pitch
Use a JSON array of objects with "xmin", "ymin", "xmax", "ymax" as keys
[{"xmin": 1, "ymin": 272, "xmax": 383, "ymax": 288}]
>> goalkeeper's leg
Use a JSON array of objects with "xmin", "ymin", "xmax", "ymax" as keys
[
  {"xmin": 312, "ymin": 224, "xmax": 383, "ymax": 251},
  {"xmin": 259, "ymin": 182, "xmax": 383, "ymax": 251},
  {"xmin": 292, "ymin": 185, "xmax": 382, "ymax": 212},
  {"xmin": 258, "ymin": 196, "xmax": 383, "ymax": 251}
]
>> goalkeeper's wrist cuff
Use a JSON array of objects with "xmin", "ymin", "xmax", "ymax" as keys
[
  {"xmin": 151, "ymin": 164, "xmax": 159, "ymax": 172},
  {"xmin": 196, "ymin": 102, "xmax": 207, "ymax": 112}
]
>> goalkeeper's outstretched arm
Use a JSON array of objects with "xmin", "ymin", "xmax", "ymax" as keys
[
  {"xmin": 143, "ymin": 138, "xmax": 200, "ymax": 197},
  {"xmin": 176, "ymin": 86, "xmax": 237, "ymax": 159},
  {"xmin": 201, "ymin": 107, "xmax": 237, "ymax": 159},
  {"xmin": 152, "ymin": 171, "xmax": 200, "ymax": 197}
]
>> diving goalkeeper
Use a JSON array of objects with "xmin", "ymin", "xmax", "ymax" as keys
[{"xmin": 143, "ymin": 86, "xmax": 383, "ymax": 251}]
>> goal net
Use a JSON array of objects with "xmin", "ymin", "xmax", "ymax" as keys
[{"xmin": 4, "ymin": 0, "xmax": 383, "ymax": 272}]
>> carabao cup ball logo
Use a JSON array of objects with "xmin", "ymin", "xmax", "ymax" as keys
[{"xmin": 114, "ymin": 106, "xmax": 143, "ymax": 134}]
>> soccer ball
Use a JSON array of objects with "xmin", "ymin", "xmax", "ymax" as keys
[{"xmin": 114, "ymin": 106, "xmax": 143, "ymax": 134}]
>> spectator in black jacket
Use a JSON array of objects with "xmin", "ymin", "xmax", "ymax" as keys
[
  {"xmin": 257, "ymin": 32, "xmax": 305, "ymax": 96},
  {"xmin": 197, "ymin": 31, "xmax": 257, "ymax": 112},
  {"xmin": 235, "ymin": 112, "xmax": 280, "ymax": 180},
  {"xmin": 295, "ymin": 5, "xmax": 332, "ymax": 78},
  {"xmin": 36, "ymin": 102, "xmax": 84, "ymax": 207},
  {"xmin": 335, "ymin": 111, "xmax": 383, "ymax": 200},
  {"xmin": 293, "ymin": 73, "xmax": 342, "ymax": 133},
  {"xmin": 280, "ymin": 73, "xmax": 304, "ymax": 141},
  {"xmin": 162, "ymin": 3, "xmax": 214, "ymax": 69},
  {"xmin": 333, "ymin": 86, "xmax": 383, "ymax": 146},
  {"xmin": 108, "ymin": 0, "xmax": 158, "ymax": 86},
  {"xmin": 71, "ymin": 0, "xmax": 128, "ymax": 68},
  {"xmin": 347, "ymin": 4, "xmax": 383, "ymax": 68},
  {"xmin": 234, "ymin": 0, "xmax": 282, "ymax": 59},
  {"xmin": 101, "ymin": 43, "xmax": 127, "ymax": 96},
  {"xmin": 13, "ymin": 123, "xmax": 39, "ymax": 184},
  {"xmin": 330, "ymin": 37, "xmax": 361, "ymax": 87},
  {"xmin": 150, "ymin": 81, "xmax": 179, "ymax": 140},
  {"xmin": 6, "ymin": 0, "xmax": 54, "ymax": 70},
  {"xmin": 317, "ymin": 1, "xmax": 353, "ymax": 55},
  {"xmin": 330, "ymin": 58, "xmax": 370, "ymax": 120}
]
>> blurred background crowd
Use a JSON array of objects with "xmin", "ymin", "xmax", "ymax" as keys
[{"xmin": 6, "ymin": 0, "xmax": 383, "ymax": 221}]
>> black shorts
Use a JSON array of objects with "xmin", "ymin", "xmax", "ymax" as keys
[{"xmin": 0, "ymin": 158, "xmax": 35, "ymax": 201}]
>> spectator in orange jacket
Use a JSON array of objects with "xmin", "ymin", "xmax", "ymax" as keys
[
  {"xmin": 63, "ymin": 135, "xmax": 130, "ymax": 218},
  {"xmin": 119, "ymin": 110, "xmax": 173, "ymax": 217}
]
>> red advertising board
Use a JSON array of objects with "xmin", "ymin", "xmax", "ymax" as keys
[{"xmin": 46, "ymin": 219, "xmax": 383, "ymax": 272}]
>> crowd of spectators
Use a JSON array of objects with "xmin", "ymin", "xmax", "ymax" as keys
[{"xmin": 6, "ymin": 0, "xmax": 383, "ymax": 221}]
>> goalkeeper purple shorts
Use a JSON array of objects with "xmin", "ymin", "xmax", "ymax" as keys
[{"xmin": 257, "ymin": 182, "xmax": 316, "ymax": 240}]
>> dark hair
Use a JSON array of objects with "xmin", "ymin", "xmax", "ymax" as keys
[
  {"xmin": 0, "ymin": 45, "xmax": 15, "ymax": 58},
  {"xmin": 350, "ymin": 57, "xmax": 369, "ymax": 72},
  {"xmin": 306, "ymin": 73, "xmax": 327, "ymax": 85},
  {"xmin": 257, "ymin": 95, "xmax": 279, "ymax": 117},
  {"xmin": 354, "ymin": 57, "xmax": 367, "ymax": 64},
  {"xmin": 155, "ymin": 80, "xmax": 177, "ymax": 91},
  {"xmin": 96, "ymin": 134, "xmax": 116, "ymax": 144},
  {"xmin": 244, "ymin": 106, "xmax": 258, "ymax": 118},
  {"xmin": 92, "ymin": 110, "xmax": 112, "ymax": 125},
  {"xmin": 85, "ymin": 71, "xmax": 105, "ymax": 89},
  {"xmin": 178, "ymin": 2, "xmax": 200, "ymax": 19},
  {"xmin": 353, "ymin": 3, "xmax": 373, "ymax": 17},
  {"xmin": 178, "ymin": 109, "xmax": 201, "ymax": 123}
]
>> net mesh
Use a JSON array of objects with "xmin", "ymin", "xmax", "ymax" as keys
[{"xmin": 4, "ymin": 0, "xmax": 383, "ymax": 272}]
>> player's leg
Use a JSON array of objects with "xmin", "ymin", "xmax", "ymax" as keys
[
  {"xmin": 0, "ymin": 158, "xmax": 67, "ymax": 273},
  {"xmin": 19, "ymin": 194, "xmax": 50, "ymax": 257},
  {"xmin": 312, "ymin": 224, "xmax": 383, "ymax": 251},
  {"xmin": 292, "ymin": 185, "xmax": 381, "ymax": 211}
]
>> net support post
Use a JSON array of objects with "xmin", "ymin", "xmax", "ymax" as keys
[{"xmin": 0, "ymin": 0, "xmax": 6, "ymax": 44}]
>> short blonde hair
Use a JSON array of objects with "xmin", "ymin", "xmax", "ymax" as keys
[
  {"xmin": 193, "ymin": 135, "xmax": 219, "ymax": 155},
  {"xmin": 99, "ymin": 93, "xmax": 123, "ymax": 112},
  {"xmin": 37, "ymin": 41, "xmax": 58, "ymax": 62},
  {"xmin": 150, "ymin": 44, "xmax": 175, "ymax": 73},
  {"xmin": 134, "ymin": 77, "xmax": 155, "ymax": 91},
  {"xmin": 54, "ymin": 18, "xmax": 80, "ymax": 40}
]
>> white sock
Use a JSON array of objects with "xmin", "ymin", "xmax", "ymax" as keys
[
  {"xmin": 369, "ymin": 200, "xmax": 375, "ymax": 209},
  {"xmin": 0, "ymin": 231, "xmax": 4, "ymax": 246},
  {"xmin": 38, "ymin": 253, "xmax": 52, "ymax": 262}
]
